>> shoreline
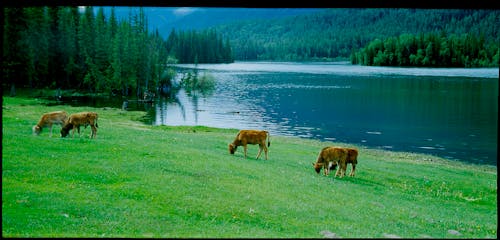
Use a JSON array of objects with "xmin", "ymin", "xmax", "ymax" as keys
[{"xmin": 3, "ymin": 95, "xmax": 497, "ymax": 170}]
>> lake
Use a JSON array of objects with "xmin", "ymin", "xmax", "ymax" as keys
[
  {"xmin": 159, "ymin": 62, "xmax": 498, "ymax": 166},
  {"xmin": 58, "ymin": 62, "xmax": 499, "ymax": 166}
]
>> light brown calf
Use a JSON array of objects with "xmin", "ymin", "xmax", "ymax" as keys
[
  {"xmin": 32, "ymin": 111, "xmax": 68, "ymax": 137},
  {"xmin": 61, "ymin": 112, "xmax": 99, "ymax": 139},
  {"xmin": 312, "ymin": 146, "xmax": 348, "ymax": 177},
  {"xmin": 229, "ymin": 130, "xmax": 271, "ymax": 160}
]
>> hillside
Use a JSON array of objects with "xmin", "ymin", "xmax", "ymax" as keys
[
  {"xmin": 98, "ymin": 7, "xmax": 322, "ymax": 37},
  {"xmin": 2, "ymin": 96, "xmax": 497, "ymax": 238},
  {"xmin": 214, "ymin": 8, "xmax": 500, "ymax": 61},
  {"xmin": 84, "ymin": 7, "xmax": 500, "ymax": 64}
]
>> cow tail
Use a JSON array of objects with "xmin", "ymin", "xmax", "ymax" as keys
[
  {"xmin": 95, "ymin": 115, "xmax": 99, "ymax": 128},
  {"xmin": 267, "ymin": 131, "xmax": 271, "ymax": 147}
]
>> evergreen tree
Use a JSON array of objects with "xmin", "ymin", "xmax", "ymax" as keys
[
  {"xmin": 23, "ymin": 7, "xmax": 50, "ymax": 88},
  {"xmin": 3, "ymin": 8, "xmax": 27, "ymax": 94},
  {"xmin": 78, "ymin": 6, "xmax": 97, "ymax": 92},
  {"xmin": 3, "ymin": 6, "xmax": 234, "ymax": 95},
  {"xmin": 57, "ymin": 7, "xmax": 79, "ymax": 88}
]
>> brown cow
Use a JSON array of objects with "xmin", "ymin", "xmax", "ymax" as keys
[
  {"xmin": 32, "ymin": 111, "xmax": 68, "ymax": 137},
  {"xmin": 229, "ymin": 130, "xmax": 271, "ymax": 160},
  {"xmin": 330, "ymin": 147, "xmax": 358, "ymax": 177},
  {"xmin": 312, "ymin": 146, "xmax": 348, "ymax": 177},
  {"xmin": 61, "ymin": 112, "xmax": 99, "ymax": 139}
]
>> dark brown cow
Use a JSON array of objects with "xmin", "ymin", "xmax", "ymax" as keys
[
  {"xmin": 330, "ymin": 147, "xmax": 358, "ymax": 177},
  {"xmin": 61, "ymin": 112, "xmax": 99, "ymax": 139},
  {"xmin": 228, "ymin": 130, "xmax": 271, "ymax": 160},
  {"xmin": 32, "ymin": 111, "xmax": 68, "ymax": 137}
]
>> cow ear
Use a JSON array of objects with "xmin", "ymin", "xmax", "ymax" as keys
[{"xmin": 312, "ymin": 162, "xmax": 315, "ymax": 166}]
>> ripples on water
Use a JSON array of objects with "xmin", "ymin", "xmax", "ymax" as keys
[{"xmin": 175, "ymin": 61, "xmax": 499, "ymax": 78}]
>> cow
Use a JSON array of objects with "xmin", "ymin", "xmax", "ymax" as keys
[
  {"xmin": 228, "ymin": 130, "xmax": 271, "ymax": 160},
  {"xmin": 32, "ymin": 111, "xmax": 68, "ymax": 137},
  {"xmin": 329, "ymin": 147, "xmax": 358, "ymax": 177},
  {"xmin": 61, "ymin": 111, "xmax": 99, "ymax": 139},
  {"xmin": 312, "ymin": 146, "xmax": 349, "ymax": 177}
]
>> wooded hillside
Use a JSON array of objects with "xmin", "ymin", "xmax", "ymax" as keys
[{"xmin": 215, "ymin": 8, "xmax": 499, "ymax": 66}]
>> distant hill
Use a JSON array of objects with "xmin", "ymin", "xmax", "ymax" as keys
[
  {"xmin": 98, "ymin": 7, "xmax": 499, "ymax": 62},
  {"xmin": 98, "ymin": 7, "xmax": 322, "ymax": 38},
  {"xmin": 213, "ymin": 8, "xmax": 500, "ymax": 61}
]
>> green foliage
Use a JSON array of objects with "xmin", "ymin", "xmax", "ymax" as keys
[
  {"xmin": 160, "ymin": 68, "xmax": 177, "ymax": 85},
  {"xmin": 180, "ymin": 69, "xmax": 216, "ymax": 96},
  {"xmin": 3, "ymin": 6, "xmax": 232, "ymax": 97},
  {"xmin": 166, "ymin": 29, "xmax": 234, "ymax": 64},
  {"xmin": 354, "ymin": 32, "xmax": 499, "ymax": 67},
  {"xmin": 216, "ymin": 9, "xmax": 499, "ymax": 62},
  {"xmin": 2, "ymin": 97, "xmax": 497, "ymax": 238}
]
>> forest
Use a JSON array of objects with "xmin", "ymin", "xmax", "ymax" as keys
[
  {"xmin": 3, "ymin": 7, "xmax": 499, "ymax": 96},
  {"xmin": 3, "ymin": 7, "xmax": 232, "ymax": 97},
  {"xmin": 216, "ymin": 8, "xmax": 499, "ymax": 67},
  {"xmin": 351, "ymin": 32, "xmax": 499, "ymax": 67}
]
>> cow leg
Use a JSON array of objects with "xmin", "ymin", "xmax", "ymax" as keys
[
  {"xmin": 264, "ymin": 145, "xmax": 268, "ymax": 160},
  {"xmin": 350, "ymin": 164, "xmax": 356, "ymax": 177},
  {"xmin": 243, "ymin": 145, "xmax": 248, "ymax": 158},
  {"xmin": 325, "ymin": 161, "xmax": 332, "ymax": 176},
  {"xmin": 90, "ymin": 124, "xmax": 97, "ymax": 139},
  {"xmin": 256, "ymin": 144, "xmax": 263, "ymax": 159},
  {"xmin": 71, "ymin": 126, "xmax": 76, "ymax": 138},
  {"xmin": 340, "ymin": 162, "xmax": 347, "ymax": 178},
  {"xmin": 48, "ymin": 125, "xmax": 53, "ymax": 138},
  {"xmin": 337, "ymin": 163, "xmax": 344, "ymax": 178},
  {"xmin": 334, "ymin": 162, "xmax": 341, "ymax": 177},
  {"xmin": 73, "ymin": 125, "xmax": 81, "ymax": 138}
]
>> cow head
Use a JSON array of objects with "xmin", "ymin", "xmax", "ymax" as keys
[
  {"xmin": 228, "ymin": 143, "xmax": 237, "ymax": 154},
  {"xmin": 33, "ymin": 125, "xmax": 41, "ymax": 135},
  {"xmin": 60, "ymin": 129, "xmax": 69, "ymax": 137},
  {"xmin": 60, "ymin": 123, "xmax": 72, "ymax": 137},
  {"xmin": 312, "ymin": 162, "xmax": 323, "ymax": 174},
  {"xmin": 229, "ymin": 143, "xmax": 238, "ymax": 154}
]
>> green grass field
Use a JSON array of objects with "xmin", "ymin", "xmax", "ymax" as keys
[{"xmin": 2, "ymin": 96, "xmax": 497, "ymax": 238}]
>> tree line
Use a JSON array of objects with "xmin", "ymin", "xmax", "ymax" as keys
[
  {"xmin": 216, "ymin": 8, "xmax": 499, "ymax": 66},
  {"xmin": 166, "ymin": 29, "xmax": 233, "ymax": 64},
  {"xmin": 3, "ymin": 7, "xmax": 233, "ymax": 97},
  {"xmin": 350, "ymin": 32, "xmax": 499, "ymax": 67}
]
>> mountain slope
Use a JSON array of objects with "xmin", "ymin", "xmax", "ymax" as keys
[
  {"xmin": 99, "ymin": 7, "xmax": 322, "ymax": 37},
  {"xmin": 214, "ymin": 8, "xmax": 500, "ymax": 60}
]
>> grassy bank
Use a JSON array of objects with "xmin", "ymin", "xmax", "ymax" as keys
[{"xmin": 2, "ymin": 96, "xmax": 497, "ymax": 238}]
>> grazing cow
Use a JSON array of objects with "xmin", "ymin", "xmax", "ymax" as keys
[
  {"xmin": 330, "ymin": 147, "xmax": 358, "ymax": 177},
  {"xmin": 32, "ymin": 111, "xmax": 68, "ymax": 137},
  {"xmin": 229, "ymin": 130, "xmax": 271, "ymax": 160},
  {"xmin": 61, "ymin": 112, "xmax": 99, "ymax": 139},
  {"xmin": 312, "ymin": 146, "xmax": 348, "ymax": 177}
]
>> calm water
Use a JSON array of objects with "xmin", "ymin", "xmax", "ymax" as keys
[{"xmin": 55, "ymin": 62, "xmax": 499, "ymax": 166}]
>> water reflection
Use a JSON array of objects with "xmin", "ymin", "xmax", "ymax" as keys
[{"xmin": 153, "ymin": 90, "xmax": 214, "ymax": 126}]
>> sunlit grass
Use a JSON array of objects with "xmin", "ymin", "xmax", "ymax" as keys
[{"xmin": 2, "ymin": 96, "xmax": 497, "ymax": 238}]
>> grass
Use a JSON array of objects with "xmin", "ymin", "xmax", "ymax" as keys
[{"xmin": 2, "ymin": 96, "xmax": 497, "ymax": 238}]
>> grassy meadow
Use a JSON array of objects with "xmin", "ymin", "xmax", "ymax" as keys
[{"xmin": 2, "ymin": 96, "xmax": 497, "ymax": 238}]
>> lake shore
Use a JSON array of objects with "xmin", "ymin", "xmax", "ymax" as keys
[{"xmin": 2, "ymin": 96, "xmax": 497, "ymax": 238}]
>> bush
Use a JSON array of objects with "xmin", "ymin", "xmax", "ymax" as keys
[{"xmin": 180, "ymin": 70, "xmax": 216, "ymax": 96}]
